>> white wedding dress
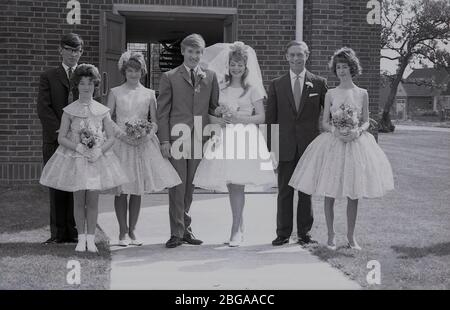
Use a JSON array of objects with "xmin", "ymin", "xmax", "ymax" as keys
[{"xmin": 193, "ymin": 86, "xmax": 277, "ymax": 192}]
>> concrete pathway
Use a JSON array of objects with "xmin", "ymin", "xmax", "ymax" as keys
[
  {"xmin": 395, "ymin": 124, "xmax": 450, "ymax": 132},
  {"xmin": 98, "ymin": 194, "xmax": 360, "ymax": 290}
]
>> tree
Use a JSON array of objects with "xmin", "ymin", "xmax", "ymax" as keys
[{"xmin": 380, "ymin": 0, "xmax": 450, "ymax": 132}]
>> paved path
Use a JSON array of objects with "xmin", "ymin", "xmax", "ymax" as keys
[
  {"xmin": 98, "ymin": 194, "xmax": 360, "ymax": 290},
  {"xmin": 395, "ymin": 124, "xmax": 450, "ymax": 132}
]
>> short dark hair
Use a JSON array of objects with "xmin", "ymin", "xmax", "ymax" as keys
[
  {"xmin": 285, "ymin": 40, "xmax": 310, "ymax": 56},
  {"xmin": 70, "ymin": 63, "xmax": 101, "ymax": 90},
  {"xmin": 60, "ymin": 33, "xmax": 84, "ymax": 49},
  {"xmin": 329, "ymin": 47, "xmax": 362, "ymax": 77}
]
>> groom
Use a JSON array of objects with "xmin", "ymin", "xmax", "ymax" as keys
[
  {"xmin": 157, "ymin": 34, "xmax": 219, "ymax": 248},
  {"xmin": 266, "ymin": 41, "xmax": 328, "ymax": 246}
]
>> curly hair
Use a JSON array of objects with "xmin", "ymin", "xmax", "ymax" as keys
[
  {"xmin": 70, "ymin": 63, "xmax": 101, "ymax": 90},
  {"xmin": 118, "ymin": 51, "xmax": 147, "ymax": 77},
  {"xmin": 329, "ymin": 47, "xmax": 362, "ymax": 77},
  {"xmin": 224, "ymin": 42, "xmax": 250, "ymax": 97}
]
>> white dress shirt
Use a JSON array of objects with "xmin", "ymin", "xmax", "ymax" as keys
[{"xmin": 62, "ymin": 62, "xmax": 77, "ymax": 79}]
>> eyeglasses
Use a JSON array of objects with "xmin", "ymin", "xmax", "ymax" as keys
[{"xmin": 62, "ymin": 46, "xmax": 83, "ymax": 54}]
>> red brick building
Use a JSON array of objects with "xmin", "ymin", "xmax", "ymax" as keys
[{"xmin": 0, "ymin": 0, "xmax": 381, "ymax": 184}]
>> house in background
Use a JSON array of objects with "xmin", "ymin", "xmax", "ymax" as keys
[{"xmin": 380, "ymin": 68, "xmax": 450, "ymax": 120}]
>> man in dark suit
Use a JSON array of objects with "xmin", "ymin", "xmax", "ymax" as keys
[
  {"xmin": 37, "ymin": 33, "xmax": 83, "ymax": 244},
  {"xmin": 157, "ymin": 34, "xmax": 219, "ymax": 248},
  {"xmin": 266, "ymin": 41, "xmax": 328, "ymax": 246}
]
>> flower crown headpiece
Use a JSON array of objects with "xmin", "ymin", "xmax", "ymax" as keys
[{"xmin": 229, "ymin": 41, "xmax": 249, "ymax": 55}]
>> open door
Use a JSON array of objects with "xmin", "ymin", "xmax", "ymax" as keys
[
  {"xmin": 223, "ymin": 15, "xmax": 237, "ymax": 43},
  {"xmin": 99, "ymin": 12, "xmax": 126, "ymax": 104}
]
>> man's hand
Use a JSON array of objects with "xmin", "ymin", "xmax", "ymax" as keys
[{"xmin": 160, "ymin": 142, "xmax": 172, "ymax": 158}]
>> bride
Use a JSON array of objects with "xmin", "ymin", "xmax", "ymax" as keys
[{"xmin": 193, "ymin": 41, "xmax": 277, "ymax": 247}]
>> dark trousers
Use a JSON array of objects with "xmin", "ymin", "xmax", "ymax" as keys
[
  {"xmin": 276, "ymin": 150, "xmax": 314, "ymax": 238},
  {"xmin": 43, "ymin": 142, "xmax": 77, "ymax": 240},
  {"xmin": 168, "ymin": 157, "xmax": 201, "ymax": 238}
]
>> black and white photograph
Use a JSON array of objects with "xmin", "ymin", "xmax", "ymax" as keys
[{"xmin": 0, "ymin": 0, "xmax": 449, "ymax": 296}]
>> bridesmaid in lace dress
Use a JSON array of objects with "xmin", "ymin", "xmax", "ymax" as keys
[
  {"xmin": 107, "ymin": 51, "xmax": 181, "ymax": 246},
  {"xmin": 289, "ymin": 48, "xmax": 394, "ymax": 250}
]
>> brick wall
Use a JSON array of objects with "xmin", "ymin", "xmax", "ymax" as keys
[{"xmin": 0, "ymin": 0, "xmax": 380, "ymax": 184}]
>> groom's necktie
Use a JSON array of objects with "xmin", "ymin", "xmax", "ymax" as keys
[
  {"xmin": 293, "ymin": 75, "xmax": 302, "ymax": 112},
  {"xmin": 190, "ymin": 68, "xmax": 196, "ymax": 87}
]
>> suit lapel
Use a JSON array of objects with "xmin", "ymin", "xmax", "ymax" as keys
[
  {"xmin": 281, "ymin": 73, "xmax": 297, "ymax": 115},
  {"xmin": 178, "ymin": 65, "xmax": 194, "ymax": 88},
  {"xmin": 296, "ymin": 70, "xmax": 313, "ymax": 118},
  {"xmin": 57, "ymin": 65, "xmax": 70, "ymax": 89}
]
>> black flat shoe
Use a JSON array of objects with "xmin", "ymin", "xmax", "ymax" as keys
[
  {"xmin": 272, "ymin": 236, "xmax": 289, "ymax": 246},
  {"xmin": 165, "ymin": 236, "xmax": 183, "ymax": 248},
  {"xmin": 298, "ymin": 234, "xmax": 318, "ymax": 245},
  {"xmin": 183, "ymin": 233, "xmax": 203, "ymax": 245},
  {"xmin": 42, "ymin": 237, "xmax": 57, "ymax": 245}
]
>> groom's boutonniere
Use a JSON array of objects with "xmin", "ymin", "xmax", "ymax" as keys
[
  {"xmin": 305, "ymin": 81, "xmax": 314, "ymax": 89},
  {"xmin": 195, "ymin": 69, "xmax": 207, "ymax": 93}
]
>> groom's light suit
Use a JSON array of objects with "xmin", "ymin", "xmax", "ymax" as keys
[
  {"xmin": 266, "ymin": 70, "xmax": 327, "ymax": 238},
  {"xmin": 157, "ymin": 65, "xmax": 219, "ymax": 238}
]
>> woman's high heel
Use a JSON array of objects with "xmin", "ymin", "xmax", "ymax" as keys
[
  {"xmin": 346, "ymin": 238, "xmax": 362, "ymax": 250},
  {"xmin": 326, "ymin": 235, "xmax": 336, "ymax": 251}
]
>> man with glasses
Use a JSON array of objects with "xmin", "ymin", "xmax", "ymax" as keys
[{"xmin": 37, "ymin": 33, "xmax": 83, "ymax": 244}]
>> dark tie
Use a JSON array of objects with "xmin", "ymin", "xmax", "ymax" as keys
[
  {"xmin": 190, "ymin": 68, "xmax": 195, "ymax": 87},
  {"xmin": 67, "ymin": 68, "xmax": 74, "ymax": 103},
  {"xmin": 293, "ymin": 75, "xmax": 302, "ymax": 111}
]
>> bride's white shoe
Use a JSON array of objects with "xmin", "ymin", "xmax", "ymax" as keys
[
  {"xmin": 129, "ymin": 238, "xmax": 143, "ymax": 246},
  {"xmin": 228, "ymin": 233, "xmax": 244, "ymax": 247},
  {"xmin": 118, "ymin": 234, "xmax": 130, "ymax": 247}
]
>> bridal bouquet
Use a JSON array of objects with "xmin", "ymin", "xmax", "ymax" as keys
[
  {"xmin": 215, "ymin": 104, "xmax": 236, "ymax": 118},
  {"xmin": 124, "ymin": 119, "xmax": 154, "ymax": 140},
  {"xmin": 331, "ymin": 103, "xmax": 359, "ymax": 135}
]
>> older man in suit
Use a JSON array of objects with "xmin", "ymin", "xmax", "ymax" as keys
[
  {"xmin": 266, "ymin": 41, "xmax": 328, "ymax": 246},
  {"xmin": 157, "ymin": 34, "xmax": 219, "ymax": 248},
  {"xmin": 37, "ymin": 33, "xmax": 83, "ymax": 244}
]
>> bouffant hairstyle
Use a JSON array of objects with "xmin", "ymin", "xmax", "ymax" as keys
[
  {"xmin": 329, "ymin": 47, "xmax": 362, "ymax": 77},
  {"xmin": 70, "ymin": 63, "xmax": 101, "ymax": 90},
  {"xmin": 118, "ymin": 51, "xmax": 147, "ymax": 77},
  {"xmin": 224, "ymin": 42, "xmax": 250, "ymax": 97},
  {"xmin": 180, "ymin": 33, "xmax": 206, "ymax": 52},
  {"xmin": 60, "ymin": 33, "xmax": 84, "ymax": 49}
]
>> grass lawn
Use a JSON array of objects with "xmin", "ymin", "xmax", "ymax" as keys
[
  {"xmin": 304, "ymin": 129, "xmax": 450, "ymax": 289},
  {"xmin": 0, "ymin": 185, "xmax": 111, "ymax": 289}
]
